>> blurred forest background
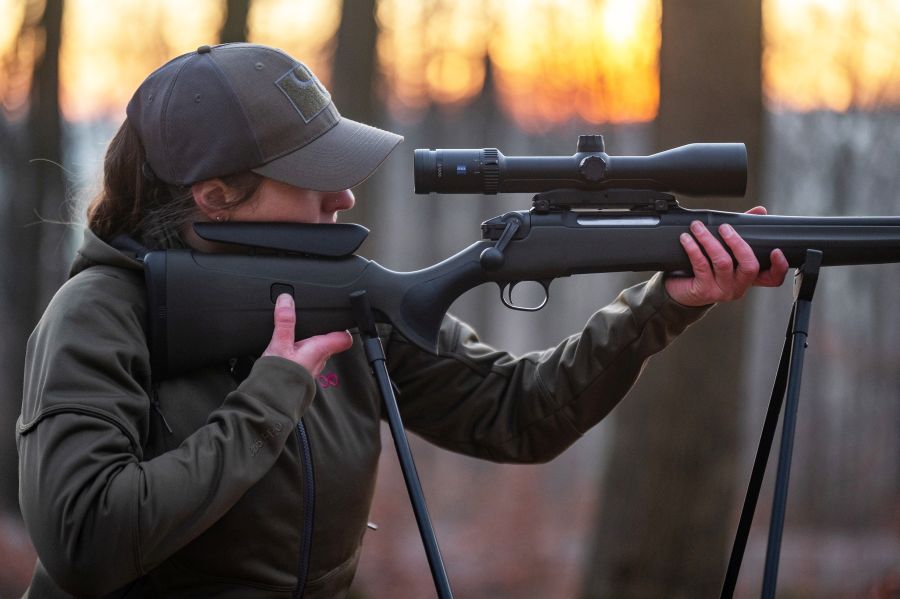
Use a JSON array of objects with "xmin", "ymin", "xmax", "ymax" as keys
[{"xmin": 1, "ymin": 0, "xmax": 899, "ymax": 597}]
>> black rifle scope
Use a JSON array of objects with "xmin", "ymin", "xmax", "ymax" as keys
[{"xmin": 414, "ymin": 135, "xmax": 747, "ymax": 197}]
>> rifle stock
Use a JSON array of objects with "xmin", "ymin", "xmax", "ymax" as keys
[{"xmin": 145, "ymin": 207, "xmax": 900, "ymax": 378}]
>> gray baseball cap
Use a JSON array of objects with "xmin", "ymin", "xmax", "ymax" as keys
[{"xmin": 126, "ymin": 43, "xmax": 403, "ymax": 191}]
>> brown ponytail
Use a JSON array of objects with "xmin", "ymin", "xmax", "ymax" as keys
[{"xmin": 86, "ymin": 119, "xmax": 263, "ymax": 247}]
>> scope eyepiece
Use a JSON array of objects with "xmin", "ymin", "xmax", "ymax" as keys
[{"xmin": 414, "ymin": 137, "xmax": 748, "ymax": 197}]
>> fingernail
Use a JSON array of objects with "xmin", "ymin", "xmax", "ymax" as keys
[
  {"xmin": 680, "ymin": 233, "xmax": 691, "ymax": 244},
  {"xmin": 690, "ymin": 221, "xmax": 703, "ymax": 234},
  {"xmin": 277, "ymin": 293, "xmax": 292, "ymax": 307},
  {"xmin": 720, "ymin": 224, "xmax": 735, "ymax": 236}
]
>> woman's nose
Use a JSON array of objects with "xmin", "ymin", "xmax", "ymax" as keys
[{"xmin": 326, "ymin": 190, "xmax": 355, "ymax": 215}]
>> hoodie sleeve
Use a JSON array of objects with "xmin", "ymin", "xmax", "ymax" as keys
[
  {"xmin": 16, "ymin": 267, "xmax": 315, "ymax": 596},
  {"xmin": 385, "ymin": 273, "xmax": 711, "ymax": 463}
]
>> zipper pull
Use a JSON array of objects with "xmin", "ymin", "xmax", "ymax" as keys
[{"xmin": 151, "ymin": 388, "xmax": 174, "ymax": 435}]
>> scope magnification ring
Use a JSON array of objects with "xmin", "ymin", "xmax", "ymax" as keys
[{"xmin": 482, "ymin": 148, "xmax": 500, "ymax": 194}]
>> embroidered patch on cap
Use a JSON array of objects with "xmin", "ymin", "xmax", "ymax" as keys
[{"xmin": 276, "ymin": 64, "xmax": 331, "ymax": 123}]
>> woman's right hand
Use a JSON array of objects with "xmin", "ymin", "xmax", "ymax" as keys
[{"xmin": 262, "ymin": 294, "xmax": 353, "ymax": 375}]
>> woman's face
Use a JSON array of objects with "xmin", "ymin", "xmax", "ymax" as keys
[{"xmin": 230, "ymin": 178, "xmax": 356, "ymax": 224}]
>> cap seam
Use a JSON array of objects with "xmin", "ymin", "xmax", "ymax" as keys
[
  {"xmin": 204, "ymin": 52, "xmax": 265, "ymax": 172},
  {"xmin": 159, "ymin": 56, "xmax": 195, "ymax": 184}
]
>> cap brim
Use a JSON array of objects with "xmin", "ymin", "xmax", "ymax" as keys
[{"xmin": 251, "ymin": 118, "xmax": 403, "ymax": 192}]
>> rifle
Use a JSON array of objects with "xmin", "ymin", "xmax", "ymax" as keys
[{"xmin": 144, "ymin": 135, "xmax": 900, "ymax": 378}]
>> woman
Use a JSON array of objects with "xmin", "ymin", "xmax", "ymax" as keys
[{"xmin": 17, "ymin": 43, "xmax": 787, "ymax": 598}]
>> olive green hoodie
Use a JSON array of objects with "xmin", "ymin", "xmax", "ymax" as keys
[{"xmin": 18, "ymin": 229, "xmax": 708, "ymax": 598}]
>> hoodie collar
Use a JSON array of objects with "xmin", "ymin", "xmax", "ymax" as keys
[{"xmin": 69, "ymin": 228, "xmax": 144, "ymax": 278}]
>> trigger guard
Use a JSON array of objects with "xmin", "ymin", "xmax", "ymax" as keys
[{"xmin": 500, "ymin": 281, "xmax": 549, "ymax": 312}]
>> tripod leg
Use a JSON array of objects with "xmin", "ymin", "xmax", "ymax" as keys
[
  {"xmin": 761, "ymin": 269, "xmax": 818, "ymax": 598},
  {"xmin": 349, "ymin": 291, "xmax": 454, "ymax": 599},
  {"xmin": 719, "ymin": 312, "xmax": 794, "ymax": 599}
]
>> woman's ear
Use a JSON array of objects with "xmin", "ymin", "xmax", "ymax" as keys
[{"xmin": 191, "ymin": 179, "xmax": 236, "ymax": 221}]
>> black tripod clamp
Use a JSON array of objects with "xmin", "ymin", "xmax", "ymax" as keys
[
  {"xmin": 349, "ymin": 290, "xmax": 454, "ymax": 599},
  {"xmin": 720, "ymin": 249, "xmax": 823, "ymax": 599}
]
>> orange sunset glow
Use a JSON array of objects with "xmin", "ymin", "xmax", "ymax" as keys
[
  {"xmin": 764, "ymin": 0, "xmax": 900, "ymax": 111},
  {"xmin": 1, "ymin": 0, "xmax": 899, "ymax": 128}
]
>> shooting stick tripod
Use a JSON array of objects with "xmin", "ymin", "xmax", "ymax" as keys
[{"xmin": 351, "ymin": 249, "xmax": 825, "ymax": 599}]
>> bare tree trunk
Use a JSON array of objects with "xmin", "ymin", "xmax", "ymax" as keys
[
  {"xmin": 33, "ymin": 0, "xmax": 67, "ymax": 308},
  {"xmin": 330, "ymin": 0, "xmax": 380, "ymax": 230},
  {"xmin": 581, "ymin": 1, "xmax": 763, "ymax": 597},
  {"xmin": 0, "ymin": 0, "xmax": 66, "ymax": 513},
  {"xmin": 220, "ymin": 0, "xmax": 250, "ymax": 43}
]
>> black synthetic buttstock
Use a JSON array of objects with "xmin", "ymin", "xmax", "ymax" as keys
[{"xmin": 143, "ymin": 241, "xmax": 492, "ymax": 378}]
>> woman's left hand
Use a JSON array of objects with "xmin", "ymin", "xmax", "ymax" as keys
[{"xmin": 664, "ymin": 206, "xmax": 790, "ymax": 307}]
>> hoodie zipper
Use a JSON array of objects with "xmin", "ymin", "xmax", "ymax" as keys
[
  {"xmin": 293, "ymin": 418, "xmax": 315, "ymax": 599},
  {"xmin": 150, "ymin": 386, "xmax": 173, "ymax": 435}
]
